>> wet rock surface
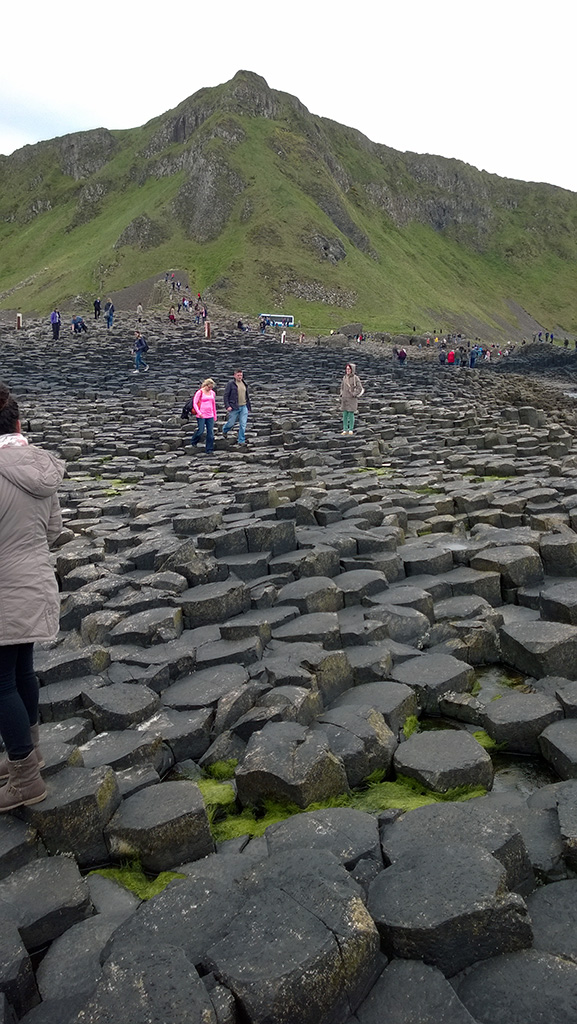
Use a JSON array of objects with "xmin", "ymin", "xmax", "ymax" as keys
[{"xmin": 3, "ymin": 319, "xmax": 577, "ymax": 1020}]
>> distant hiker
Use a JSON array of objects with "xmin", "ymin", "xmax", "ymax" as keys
[
  {"xmin": 104, "ymin": 300, "xmax": 114, "ymax": 330},
  {"xmin": 132, "ymin": 331, "xmax": 149, "ymax": 373},
  {"xmin": 447, "ymin": 350, "xmax": 455, "ymax": 366},
  {"xmin": 551, "ymin": 333, "xmax": 554, "ymax": 344},
  {"xmin": 222, "ymin": 369, "xmax": 251, "ymax": 446},
  {"xmin": 439, "ymin": 349, "xmax": 446, "ymax": 365},
  {"xmin": 176, "ymin": 281, "xmax": 181, "ymax": 292},
  {"xmin": 545, "ymin": 332, "xmax": 550, "ymax": 342},
  {"xmin": 50, "ymin": 309, "xmax": 61, "ymax": 341},
  {"xmin": 398, "ymin": 347, "xmax": 407, "ymax": 364},
  {"xmin": 339, "ymin": 363, "xmax": 364, "ymax": 435},
  {"xmin": 538, "ymin": 332, "xmax": 543, "ymax": 342},
  {"xmin": 190, "ymin": 379, "xmax": 217, "ymax": 455},
  {"xmin": 259, "ymin": 318, "xmax": 266, "ymax": 334},
  {"xmin": 93, "ymin": 298, "xmax": 101, "ymax": 319},
  {"xmin": 201, "ymin": 305, "xmax": 208, "ymax": 322},
  {"xmin": 136, "ymin": 303, "xmax": 143, "ymax": 322},
  {"xmin": 168, "ymin": 306, "xmax": 176, "ymax": 324}
]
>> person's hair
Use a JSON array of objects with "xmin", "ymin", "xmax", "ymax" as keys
[
  {"xmin": 345, "ymin": 364, "xmax": 353, "ymax": 372},
  {"xmin": 202, "ymin": 378, "xmax": 215, "ymax": 389},
  {"xmin": 234, "ymin": 368, "xmax": 243, "ymax": 374},
  {"xmin": 0, "ymin": 384, "xmax": 19, "ymax": 434}
]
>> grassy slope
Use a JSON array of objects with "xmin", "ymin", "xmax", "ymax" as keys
[{"xmin": 0, "ymin": 77, "xmax": 576, "ymax": 336}]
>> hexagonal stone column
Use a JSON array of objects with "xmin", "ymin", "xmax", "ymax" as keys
[
  {"xmin": 501, "ymin": 621, "xmax": 577, "ymax": 679},
  {"xmin": 393, "ymin": 730, "xmax": 493, "ymax": 793},
  {"xmin": 368, "ymin": 841, "xmax": 532, "ymax": 975},
  {"xmin": 105, "ymin": 781, "xmax": 214, "ymax": 872},
  {"xmin": 235, "ymin": 722, "xmax": 349, "ymax": 808}
]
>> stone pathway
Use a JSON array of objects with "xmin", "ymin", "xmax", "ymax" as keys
[{"xmin": 3, "ymin": 316, "xmax": 577, "ymax": 1021}]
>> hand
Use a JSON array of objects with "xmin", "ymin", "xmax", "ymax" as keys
[{"xmin": 227, "ymin": 407, "xmax": 232, "ymax": 412}]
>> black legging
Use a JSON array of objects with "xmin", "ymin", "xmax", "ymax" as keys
[{"xmin": 0, "ymin": 643, "xmax": 37, "ymax": 760}]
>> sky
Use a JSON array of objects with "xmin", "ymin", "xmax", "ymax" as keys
[{"xmin": 1, "ymin": 0, "xmax": 575, "ymax": 194}]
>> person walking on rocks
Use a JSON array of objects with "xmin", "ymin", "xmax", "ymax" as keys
[
  {"xmin": 104, "ymin": 299, "xmax": 114, "ymax": 330},
  {"xmin": 132, "ymin": 331, "xmax": 149, "ymax": 373},
  {"xmin": 339, "ymin": 363, "xmax": 364, "ymax": 435},
  {"xmin": 191, "ymin": 379, "xmax": 217, "ymax": 455},
  {"xmin": 93, "ymin": 298, "xmax": 101, "ymax": 319},
  {"xmin": 223, "ymin": 369, "xmax": 251, "ymax": 446},
  {"xmin": 0, "ymin": 385, "xmax": 64, "ymax": 812},
  {"xmin": 49, "ymin": 308, "xmax": 61, "ymax": 341}
]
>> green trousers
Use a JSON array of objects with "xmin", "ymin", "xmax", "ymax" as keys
[{"xmin": 343, "ymin": 411, "xmax": 355, "ymax": 432}]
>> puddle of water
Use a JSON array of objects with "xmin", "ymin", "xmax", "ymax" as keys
[
  {"xmin": 491, "ymin": 753, "xmax": 559, "ymax": 796},
  {"xmin": 474, "ymin": 666, "xmax": 532, "ymax": 704}
]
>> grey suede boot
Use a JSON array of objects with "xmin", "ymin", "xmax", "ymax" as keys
[
  {"xmin": 0, "ymin": 723, "xmax": 44, "ymax": 781},
  {"xmin": 0, "ymin": 750, "xmax": 46, "ymax": 812}
]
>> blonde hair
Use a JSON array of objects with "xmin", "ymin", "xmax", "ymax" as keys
[{"xmin": 201, "ymin": 378, "xmax": 215, "ymax": 389}]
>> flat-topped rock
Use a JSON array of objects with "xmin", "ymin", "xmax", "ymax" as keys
[
  {"xmin": 390, "ymin": 653, "xmax": 475, "ymax": 712},
  {"xmin": 0, "ymin": 856, "xmax": 93, "ymax": 951},
  {"xmin": 393, "ymin": 729, "xmax": 493, "ymax": 793},
  {"xmin": 454, "ymin": 949, "xmax": 577, "ymax": 1024},
  {"xmin": 20, "ymin": 766, "xmax": 121, "ymax": 867},
  {"xmin": 482, "ymin": 690, "xmax": 563, "ymax": 754},
  {"xmin": 105, "ymin": 780, "xmax": 214, "ymax": 872},
  {"xmin": 368, "ymin": 840, "xmax": 532, "ymax": 975},
  {"xmin": 501, "ymin": 620, "xmax": 577, "ymax": 679},
  {"xmin": 180, "ymin": 578, "xmax": 250, "ymax": 627}
]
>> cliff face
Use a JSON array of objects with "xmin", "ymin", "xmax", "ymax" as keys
[{"xmin": 0, "ymin": 70, "xmax": 576, "ymax": 332}]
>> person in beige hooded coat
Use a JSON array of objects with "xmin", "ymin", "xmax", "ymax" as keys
[
  {"xmin": 0, "ymin": 385, "xmax": 64, "ymax": 812},
  {"xmin": 339, "ymin": 363, "xmax": 364, "ymax": 434}
]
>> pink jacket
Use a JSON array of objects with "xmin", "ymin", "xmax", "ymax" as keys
[{"xmin": 193, "ymin": 389, "xmax": 217, "ymax": 420}]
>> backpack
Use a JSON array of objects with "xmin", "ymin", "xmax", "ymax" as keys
[
  {"xmin": 141, "ymin": 338, "xmax": 149, "ymax": 352},
  {"xmin": 180, "ymin": 397, "xmax": 194, "ymax": 420}
]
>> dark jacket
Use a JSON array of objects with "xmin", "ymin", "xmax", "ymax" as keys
[{"xmin": 224, "ymin": 379, "xmax": 251, "ymax": 411}]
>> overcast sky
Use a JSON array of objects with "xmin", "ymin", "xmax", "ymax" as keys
[{"xmin": 2, "ymin": 0, "xmax": 574, "ymax": 193}]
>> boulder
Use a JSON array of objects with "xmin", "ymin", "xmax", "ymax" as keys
[
  {"xmin": 105, "ymin": 781, "xmax": 214, "ymax": 872},
  {"xmin": 392, "ymin": 729, "xmax": 493, "ymax": 793},
  {"xmin": 368, "ymin": 840, "xmax": 532, "ymax": 976},
  {"xmin": 235, "ymin": 722, "xmax": 349, "ymax": 808}
]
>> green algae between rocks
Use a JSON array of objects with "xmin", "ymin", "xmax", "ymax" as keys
[
  {"xmin": 202, "ymin": 766, "xmax": 487, "ymax": 844},
  {"xmin": 90, "ymin": 860, "xmax": 186, "ymax": 900}
]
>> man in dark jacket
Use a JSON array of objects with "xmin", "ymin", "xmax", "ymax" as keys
[{"xmin": 222, "ymin": 369, "xmax": 251, "ymax": 445}]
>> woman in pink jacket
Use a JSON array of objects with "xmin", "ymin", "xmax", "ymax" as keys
[
  {"xmin": 190, "ymin": 378, "xmax": 217, "ymax": 455},
  {"xmin": 0, "ymin": 385, "xmax": 64, "ymax": 811}
]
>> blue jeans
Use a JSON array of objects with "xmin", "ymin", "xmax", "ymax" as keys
[
  {"xmin": 223, "ymin": 405, "xmax": 248, "ymax": 444},
  {"xmin": 135, "ymin": 350, "xmax": 147, "ymax": 370},
  {"xmin": 191, "ymin": 417, "xmax": 214, "ymax": 453}
]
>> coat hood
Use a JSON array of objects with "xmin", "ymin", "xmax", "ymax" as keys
[{"xmin": 0, "ymin": 446, "xmax": 65, "ymax": 498}]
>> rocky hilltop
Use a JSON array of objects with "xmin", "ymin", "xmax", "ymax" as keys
[{"xmin": 1, "ymin": 71, "xmax": 576, "ymax": 336}]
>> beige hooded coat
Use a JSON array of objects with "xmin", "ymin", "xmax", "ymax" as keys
[{"xmin": 0, "ymin": 445, "xmax": 64, "ymax": 645}]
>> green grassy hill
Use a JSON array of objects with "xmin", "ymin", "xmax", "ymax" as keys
[{"xmin": 1, "ymin": 70, "xmax": 576, "ymax": 337}]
